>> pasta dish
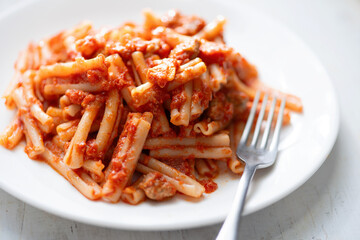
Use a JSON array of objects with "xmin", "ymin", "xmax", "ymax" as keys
[{"xmin": 0, "ymin": 10, "xmax": 302, "ymax": 204}]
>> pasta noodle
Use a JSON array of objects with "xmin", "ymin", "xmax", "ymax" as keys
[
  {"xmin": 0, "ymin": 9, "xmax": 301, "ymax": 204},
  {"xmin": 149, "ymin": 146, "xmax": 232, "ymax": 159},
  {"xmin": 195, "ymin": 159, "xmax": 219, "ymax": 178},
  {"xmin": 102, "ymin": 112, "xmax": 152, "ymax": 203}
]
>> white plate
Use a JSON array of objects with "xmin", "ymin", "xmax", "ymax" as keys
[{"xmin": 0, "ymin": 0, "xmax": 339, "ymax": 230}]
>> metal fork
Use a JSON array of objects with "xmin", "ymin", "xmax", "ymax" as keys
[{"xmin": 216, "ymin": 91, "xmax": 286, "ymax": 240}]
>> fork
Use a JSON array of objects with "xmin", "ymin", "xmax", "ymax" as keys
[{"xmin": 216, "ymin": 91, "xmax": 286, "ymax": 240}]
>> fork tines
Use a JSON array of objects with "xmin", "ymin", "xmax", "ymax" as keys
[{"xmin": 239, "ymin": 91, "xmax": 286, "ymax": 150}]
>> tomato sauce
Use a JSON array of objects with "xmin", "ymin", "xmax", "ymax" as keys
[{"xmin": 199, "ymin": 179, "xmax": 218, "ymax": 194}]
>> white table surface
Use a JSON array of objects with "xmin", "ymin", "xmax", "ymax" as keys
[{"xmin": 0, "ymin": 0, "xmax": 359, "ymax": 239}]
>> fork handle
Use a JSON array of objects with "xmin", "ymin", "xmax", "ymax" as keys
[{"xmin": 216, "ymin": 163, "xmax": 257, "ymax": 240}]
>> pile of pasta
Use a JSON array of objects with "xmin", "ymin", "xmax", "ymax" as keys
[{"xmin": 0, "ymin": 10, "xmax": 302, "ymax": 204}]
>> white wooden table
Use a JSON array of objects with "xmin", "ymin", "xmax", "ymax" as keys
[{"xmin": 1, "ymin": 0, "xmax": 359, "ymax": 239}]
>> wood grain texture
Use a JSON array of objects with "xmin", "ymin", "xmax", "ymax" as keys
[{"xmin": 1, "ymin": 0, "xmax": 360, "ymax": 239}]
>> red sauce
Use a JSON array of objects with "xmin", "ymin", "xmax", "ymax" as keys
[
  {"xmin": 170, "ymin": 86, "xmax": 186, "ymax": 110},
  {"xmin": 106, "ymin": 38, "xmax": 170, "ymax": 61},
  {"xmin": 154, "ymin": 39, "xmax": 171, "ymax": 58},
  {"xmin": 141, "ymin": 155, "xmax": 151, "ymax": 165},
  {"xmin": 132, "ymin": 83, "xmax": 169, "ymax": 107},
  {"xmin": 199, "ymin": 41, "xmax": 232, "ymax": 65},
  {"xmin": 206, "ymin": 90, "xmax": 234, "ymax": 123},
  {"xmin": 109, "ymin": 113, "xmax": 140, "ymax": 187},
  {"xmin": 145, "ymin": 55, "xmax": 160, "ymax": 68},
  {"xmin": 160, "ymin": 10, "xmax": 206, "ymax": 36},
  {"xmin": 107, "ymin": 70, "xmax": 130, "ymax": 90},
  {"xmin": 147, "ymin": 58, "xmax": 179, "ymax": 88},
  {"xmin": 178, "ymin": 122, "xmax": 197, "ymax": 137},
  {"xmin": 85, "ymin": 139, "xmax": 98, "ymax": 158},
  {"xmin": 44, "ymin": 141, "xmax": 62, "ymax": 158},
  {"xmin": 65, "ymin": 89, "xmax": 89, "ymax": 105},
  {"xmin": 160, "ymin": 158, "xmax": 193, "ymax": 176},
  {"xmin": 139, "ymin": 172, "xmax": 176, "ymax": 200},
  {"xmin": 75, "ymin": 36, "xmax": 104, "ymax": 59},
  {"xmin": 234, "ymin": 56, "xmax": 258, "ymax": 84},
  {"xmin": 169, "ymin": 39, "xmax": 200, "ymax": 64},
  {"xmin": 81, "ymin": 94, "xmax": 96, "ymax": 106},
  {"xmin": 87, "ymin": 69, "xmax": 108, "ymax": 84},
  {"xmin": 199, "ymin": 179, "xmax": 218, "ymax": 194}
]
